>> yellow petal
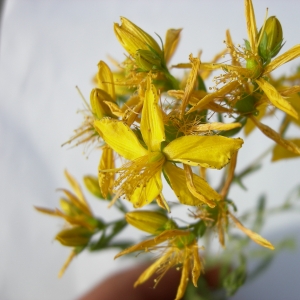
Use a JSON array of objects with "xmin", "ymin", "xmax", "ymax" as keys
[
  {"xmin": 286, "ymin": 93, "xmax": 300, "ymax": 126},
  {"xmin": 226, "ymin": 29, "xmax": 242, "ymax": 67},
  {"xmin": 134, "ymin": 253, "xmax": 167, "ymax": 287},
  {"xmin": 114, "ymin": 229, "xmax": 190, "ymax": 259},
  {"xmin": 192, "ymin": 122, "xmax": 241, "ymax": 132},
  {"xmin": 123, "ymin": 100, "xmax": 143, "ymax": 126},
  {"xmin": 249, "ymin": 116, "xmax": 300, "ymax": 155},
  {"xmin": 171, "ymin": 62, "xmax": 192, "ymax": 69},
  {"xmin": 103, "ymin": 101, "xmax": 123, "ymax": 117},
  {"xmin": 129, "ymin": 171, "xmax": 163, "ymax": 208},
  {"xmin": 34, "ymin": 206, "xmax": 57, "ymax": 216},
  {"xmin": 264, "ymin": 44, "xmax": 300, "ymax": 74},
  {"xmin": 164, "ymin": 28, "xmax": 182, "ymax": 64},
  {"xmin": 120, "ymin": 95, "xmax": 140, "ymax": 112},
  {"xmin": 256, "ymin": 78, "xmax": 298, "ymax": 119},
  {"xmin": 64, "ymin": 170, "xmax": 90, "ymax": 209},
  {"xmin": 156, "ymin": 193, "xmax": 170, "ymax": 213},
  {"xmin": 59, "ymin": 189, "xmax": 91, "ymax": 216},
  {"xmin": 175, "ymin": 256, "xmax": 190, "ymax": 300},
  {"xmin": 184, "ymin": 165, "xmax": 217, "ymax": 208},
  {"xmin": 180, "ymin": 54, "xmax": 201, "ymax": 117},
  {"xmin": 97, "ymin": 61, "xmax": 115, "ymax": 100},
  {"xmin": 192, "ymin": 242, "xmax": 202, "ymax": 287},
  {"xmin": 164, "ymin": 162, "xmax": 222, "ymax": 206},
  {"xmin": 98, "ymin": 146, "xmax": 114, "ymax": 198},
  {"xmin": 94, "ymin": 118, "xmax": 148, "ymax": 160},
  {"xmin": 58, "ymin": 251, "xmax": 76, "ymax": 278},
  {"xmin": 272, "ymin": 139, "xmax": 300, "ymax": 161},
  {"xmin": 140, "ymin": 76, "xmax": 165, "ymax": 152},
  {"xmin": 187, "ymin": 81, "xmax": 239, "ymax": 113},
  {"xmin": 163, "ymin": 135, "xmax": 243, "ymax": 169},
  {"xmin": 244, "ymin": 0, "xmax": 258, "ymax": 53},
  {"xmin": 229, "ymin": 212, "xmax": 274, "ymax": 250}
]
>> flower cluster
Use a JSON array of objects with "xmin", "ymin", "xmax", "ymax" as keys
[{"xmin": 37, "ymin": 0, "xmax": 300, "ymax": 298}]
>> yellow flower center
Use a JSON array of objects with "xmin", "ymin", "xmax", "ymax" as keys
[{"xmin": 114, "ymin": 151, "xmax": 165, "ymax": 199}]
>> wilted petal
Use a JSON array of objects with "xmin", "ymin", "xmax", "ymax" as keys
[
  {"xmin": 264, "ymin": 44, "xmax": 300, "ymax": 74},
  {"xmin": 180, "ymin": 54, "xmax": 200, "ymax": 117},
  {"xmin": 272, "ymin": 139, "xmax": 300, "ymax": 161},
  {"xmin": 184, "ymin": 165, "xmax": 217, "ymax": 208},
  {"xmin": 256, "ymin": 78, "xmax": 298, "ymax": 119},
  {"xmin": 187, "ymin": 81, "xmax": 239, "ymax": 113},
  {"xmin": 64, "ymin": 170, "xmax": 84, "ymax": 202},
  {"xmin": 134, "ymin": 254, "xmax": 167, "ymax": 287},
  {"xmin": 250, "ymin": 116, "xmax": 300, "ymax": 154},
  {"xmin": 229, "ymin": 212, "xmax": 274, "ymax": 250},
  {"xmin": 164, "ymin": 162, "xmax": 221, "ymax": 206},
  {"xmin": 164, "ymin": 28, "xmax": 182, "ymax": 64},
  {"xmin": 114, "ymin": 229, "xmax": 190, "ymax": 258},
  {"xmin": 98, "ymin": 146, "xmax": 114, "ymax": 198},
  {"xmin": 192, "ymin": 243, "xmax": 202, "ymax": 287},
  {"xmin": 192, "ymin": 122, "xmax": 241, "ymax": 132},
  {"xmin": 176, "ymin": 257, "xmax": 190, "ymax": 300}
]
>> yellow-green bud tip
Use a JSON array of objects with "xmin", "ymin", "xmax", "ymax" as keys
[{"xmin": 125, "ymin": 210, "xmax": 177, "ymax": 235}]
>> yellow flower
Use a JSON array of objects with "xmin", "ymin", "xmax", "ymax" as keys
[
  {"xmin": 35, "ymin": 171, "xmax": 98, "ymax": 277},
  {"xmin": 94, "ymin": 75, "xmax": 243, "ymax": 209},
  {"xmin": 190, "ymin": 0, "xmax": 300, "ymax": 120},
  {"xmin": 115, "ymin": 230, "xmax": 203, "ymax": 300}
]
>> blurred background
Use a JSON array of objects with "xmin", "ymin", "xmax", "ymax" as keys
[{"xmin": 0, "ymin": 0, "xmax": 300, "ymax": 299}]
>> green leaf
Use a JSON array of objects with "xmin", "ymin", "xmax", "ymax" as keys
[{"xmin": 223, "ymin": 255, "xmax": 247, "ymax": 296}]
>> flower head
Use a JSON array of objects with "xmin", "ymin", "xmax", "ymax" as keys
[
  {"xmin": 94, "ymin": 75, "xmax": 243, "ymax": 209},
  {"xmin": 190, "ymin": 0, "xmax": 300, "ymax": 121},
  {"xmin": 115, "ymin": 230, "xmax": 203, "ymax": 300},
  {"xmin": 35, "ymin": 171, "xmax": 99, "ymax": 276}
]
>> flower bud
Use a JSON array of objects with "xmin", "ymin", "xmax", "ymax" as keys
[
  {"xmin": 114, "ymin": 17, "xmax": 162, "ymax": 58},
  {"xmin": 59, "ymin": 199, "xmax": 81, "ymax": 216},
  {"xmin": 135, "ymin": 49, "xmax": 162, "ymax": 71},
  {"xmin": 125, "ymin": 210, "xmax": 177, "ymax": 235},
  {"xmin": 55, "ymin": 227, "xmax": 93, "ymax": 247},
  {"xmin": 83, "ymin": 175, "xmax": 103, "ymax": 199},
  {"xmin": 90, "ymin": 88, "xmax": 115, "ymax": 119},
  {"xmin": 258, "ymin": 16, "xmax": 283, "ymax": 61},
  {"xmin": 97, "ymin": 61, "xmax": 115, "ymax": 101}
]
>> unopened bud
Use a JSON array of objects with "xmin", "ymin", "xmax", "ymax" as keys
[
  {"xmin": 83, "ymin": 175, "xmax": 103, "ymax": 199},
  {"xmin": 114, "ymin": 17, "xmax": 162, "ymax": 58},
  {"xmin": 90, "ymin": 88, "xmax": 114, "ymax": 119},
  {"xmin": 258, "ymin": 16, "xmax": 283, "ymax": 61},
  {"xmin": 55, "ymin": 227, "xmax": 93, "ymax": 247},
  {"xmin": 135, "ymin": 49, "xmax": 162, "ymax": 71},
  {"xmin": 125, "ymin": 210, "xmax": 177, "ymax": 235}
]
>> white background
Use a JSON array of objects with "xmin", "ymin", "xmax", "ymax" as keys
[{"xmin": 1, "ymin": 0, "xmax": 300, "ymax": 299}]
